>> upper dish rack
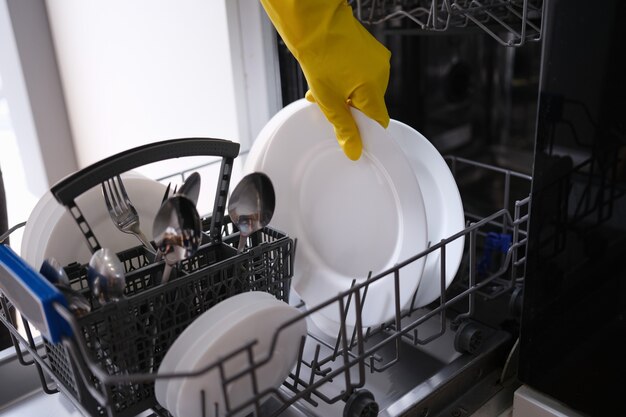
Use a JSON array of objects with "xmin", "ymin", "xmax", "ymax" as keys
[{"xmin": 350, "ymin": 0, "xmax": 544, "ymax": 47}]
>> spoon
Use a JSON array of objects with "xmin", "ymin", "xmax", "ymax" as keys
[
  {"xmin": 40, "ymin": 257, "xmax": 71, "ymax": 287},
  {"xmin": 40, "ymin": 257, "xmax": 91, "ymax": 316},
  {"xmin": 227, "ymin": 172, "xmax": 276, "ymax": 253},
  {"xmin": 152, "ymin": 195, "xmax": 202, "ymax": 284},
  {"xmin": 176, "ymin": 172, "xmax": 201, "ymax": 206},
  {"xmin": 87, "ymin": 248, "xmax": 126, "ymax": 304}
]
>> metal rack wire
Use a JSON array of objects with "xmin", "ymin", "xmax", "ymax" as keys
[
  {"xmin": 351, "ymin": 0, "xmax": 544, "ymax": 47},
  {"xmin": 0, "ymin": 153, "xmax": 531, "ymax": 417}
]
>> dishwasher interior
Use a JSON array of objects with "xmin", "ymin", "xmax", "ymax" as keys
[
  {"xmin": 0, "ymin": 1, "xmax": 544, "ymax": 416},
  {"xmin": 272, "ymin": 1, "xmax": 541, "ymax": 412}
]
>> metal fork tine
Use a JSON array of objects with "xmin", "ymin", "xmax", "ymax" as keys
[
  {"xmin": 113, "ymin": 178, "xmax": 128, "ymax": 216},
  {"xmin": 102, "ymin": 182, "xmax": 114, "ymax": 215},
  {"xmin": 104, "ymin": 179, "xmax": 119, "ymax": 217},
  {"xmin": 116, "ymin": 175, "xmax": 134, "ymax": 209},
  {"xmin": 160, "ymin": 182, "xmax": 178, "ymax": 206},
  {"xmin": 106, "ymin": 178, "xmax": 124, "ymax": 216},
  {"xmin": 111, "ymin": 176, "xmax": 127, "ymax": 213},
  {"xmin": 100, "ymin": 174, "xmax": 156, "ymax": 254},
  {"xmin": 161, "ymin": 182, "xmax": 171, "ymax": 205},
  {"xmin": 100, "ymin": 175, "xmax": 155, "ymax": 254}
]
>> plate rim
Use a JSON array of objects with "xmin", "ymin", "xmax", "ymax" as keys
[
  {"xmin": 156, "ymin": 291, "xmax": 277, "ymax": 410},
  {"xmin": 22, "ymin": 172, "xmax": 165, "ymax": 268},
  {"xmin": 172, "ymin": 295, "xmax": 306, "ymax": 417},
  {"xmin": 387, "ymin": 119, "xmax": 466, "ymax": 308}
]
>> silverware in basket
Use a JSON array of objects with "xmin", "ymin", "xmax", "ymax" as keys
[
  {"xmin": 40, "ymin": 257, "xmax": 91, "ymax": 316},
  {"xmin": 87, "ymin": 248, "xmax": 126, "ymax": 304},
  {"xmin": 152, "ymin": 195, "xmax": 202, "ymax": 284},
  {"xmin": 160, "ymin": 182, "xmax": 177, "ymax": 206},
  {"xmin": 228, "ymin": 172, "xmax": 275, "ymax": 253},
  {"xmin": 102, "ymin": 175, "xmax": 156, "ymax": 254},
  {"xmin": 176, "ymin": 171, "xmax": 201, "ymax": 206}
]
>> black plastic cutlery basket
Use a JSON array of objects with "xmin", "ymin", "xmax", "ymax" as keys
[{"xmin": 0, "ymin": 138, "xmax": 294, "ymax": 417}]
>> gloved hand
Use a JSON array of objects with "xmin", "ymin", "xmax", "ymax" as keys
[{"xmin": 259, "ymin": 0, "xmax": 391, "ymax": 161}]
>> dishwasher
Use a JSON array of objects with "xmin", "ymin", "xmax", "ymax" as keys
[{"xmin": 1, "ymin": 0, "xmax": 625, "ymax": 416}]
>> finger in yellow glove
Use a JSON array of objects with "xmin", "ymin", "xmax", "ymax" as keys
[{"xmin": 259, "ymin": 0, "xmax": 391, "ymax": 161}]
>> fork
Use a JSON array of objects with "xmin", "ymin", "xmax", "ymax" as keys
[
  {"xmin": 160, "ymin": 182, "xmax": 177, "ymax": 206},
  {"xmin": 102, "ymin": 175, "xmax": 156, "ymax": 254}
]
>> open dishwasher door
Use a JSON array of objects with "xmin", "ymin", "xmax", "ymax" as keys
[{"xmin": 520, "ymin": 0, "xmax": 626, "ymax": 416}]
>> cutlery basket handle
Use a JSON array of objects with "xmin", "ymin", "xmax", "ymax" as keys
[{"xmin": 50, "ymin": 137, "xmax": 240, "ymax": 253}]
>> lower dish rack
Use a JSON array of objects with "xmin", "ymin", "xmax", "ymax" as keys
[{"xmin": 0, "ymin": 154, "xmax": 531, "ymax": 417}]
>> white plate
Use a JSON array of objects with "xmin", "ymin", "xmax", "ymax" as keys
[
  {"xmin": 307, "ymin": 119, "xmax": 466, "ymax": 337},
  {"xmin": 20, "ymin": 190, "xmax": 56, "ymax": 264},
  {"xmin": 169, "ymin": 292, "xmax": 307, "ymax": 417},
  {"xmin": 242, "ymin": 100, "xmax": 302, "ymax": 171},
  {"xmin": 32, "ymin": 172, "xmax": 164, "ymax": 268},
  {"xmin": 21, "ymin": 172, "xmax": 165, "ymax": 268},
  {"xmin": 244, "ymin": 99, "xmax": 428, "ymax": 329},
  {"xmin": 386, "ymin": 119, "xmax": 465, "ymax": 308},
  {"xmin": 155, "ymin": 291, "xmax": 276, "ymax": 411},
  {"xmin": 29, "ymin": 192, "xmax": 71, "ymax": 268}
]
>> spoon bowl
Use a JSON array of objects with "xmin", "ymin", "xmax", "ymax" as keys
[
  {"xmin": 40, "ymin": 257, "xmax": 91, "ymax": 316},
  {"xmin": 87, "ymin": 248, "xmax": 126, "ymax": 304},
  {"xmin": 152, "ymin": 195, "xmax": 202, "ymax": 284},
  {"xmin": 176, "ymin": 172, "xmax": 201, "ymax": 207},
  {"xmin": 228, "ymin": 172, "xmax": 276, "ymax": 252},
  {"xmin": 40, "ymin": 257, "xmax": 70, "ymax": 287}
]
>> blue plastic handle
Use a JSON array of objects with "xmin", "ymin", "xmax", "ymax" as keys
[{"xmin": 0, "ymin": 245, "xmax": 71, "ymax": 344}]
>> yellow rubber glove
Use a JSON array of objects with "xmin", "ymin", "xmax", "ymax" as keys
[{"xmin": 259, "ymin": 0, "xmax": 391, "ymax": 161}]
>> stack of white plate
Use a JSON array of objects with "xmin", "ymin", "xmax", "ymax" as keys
[
  {"xmin": 243, "ymin": 99, "xmax": 465, "ymax": 336},
  {"xmin": 20, "ymin": 171, "xmax": 166, "ymax": 269},
  {"xmin": 155, "ymin": 291, "xmax": 307, "ymax": 417}
]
